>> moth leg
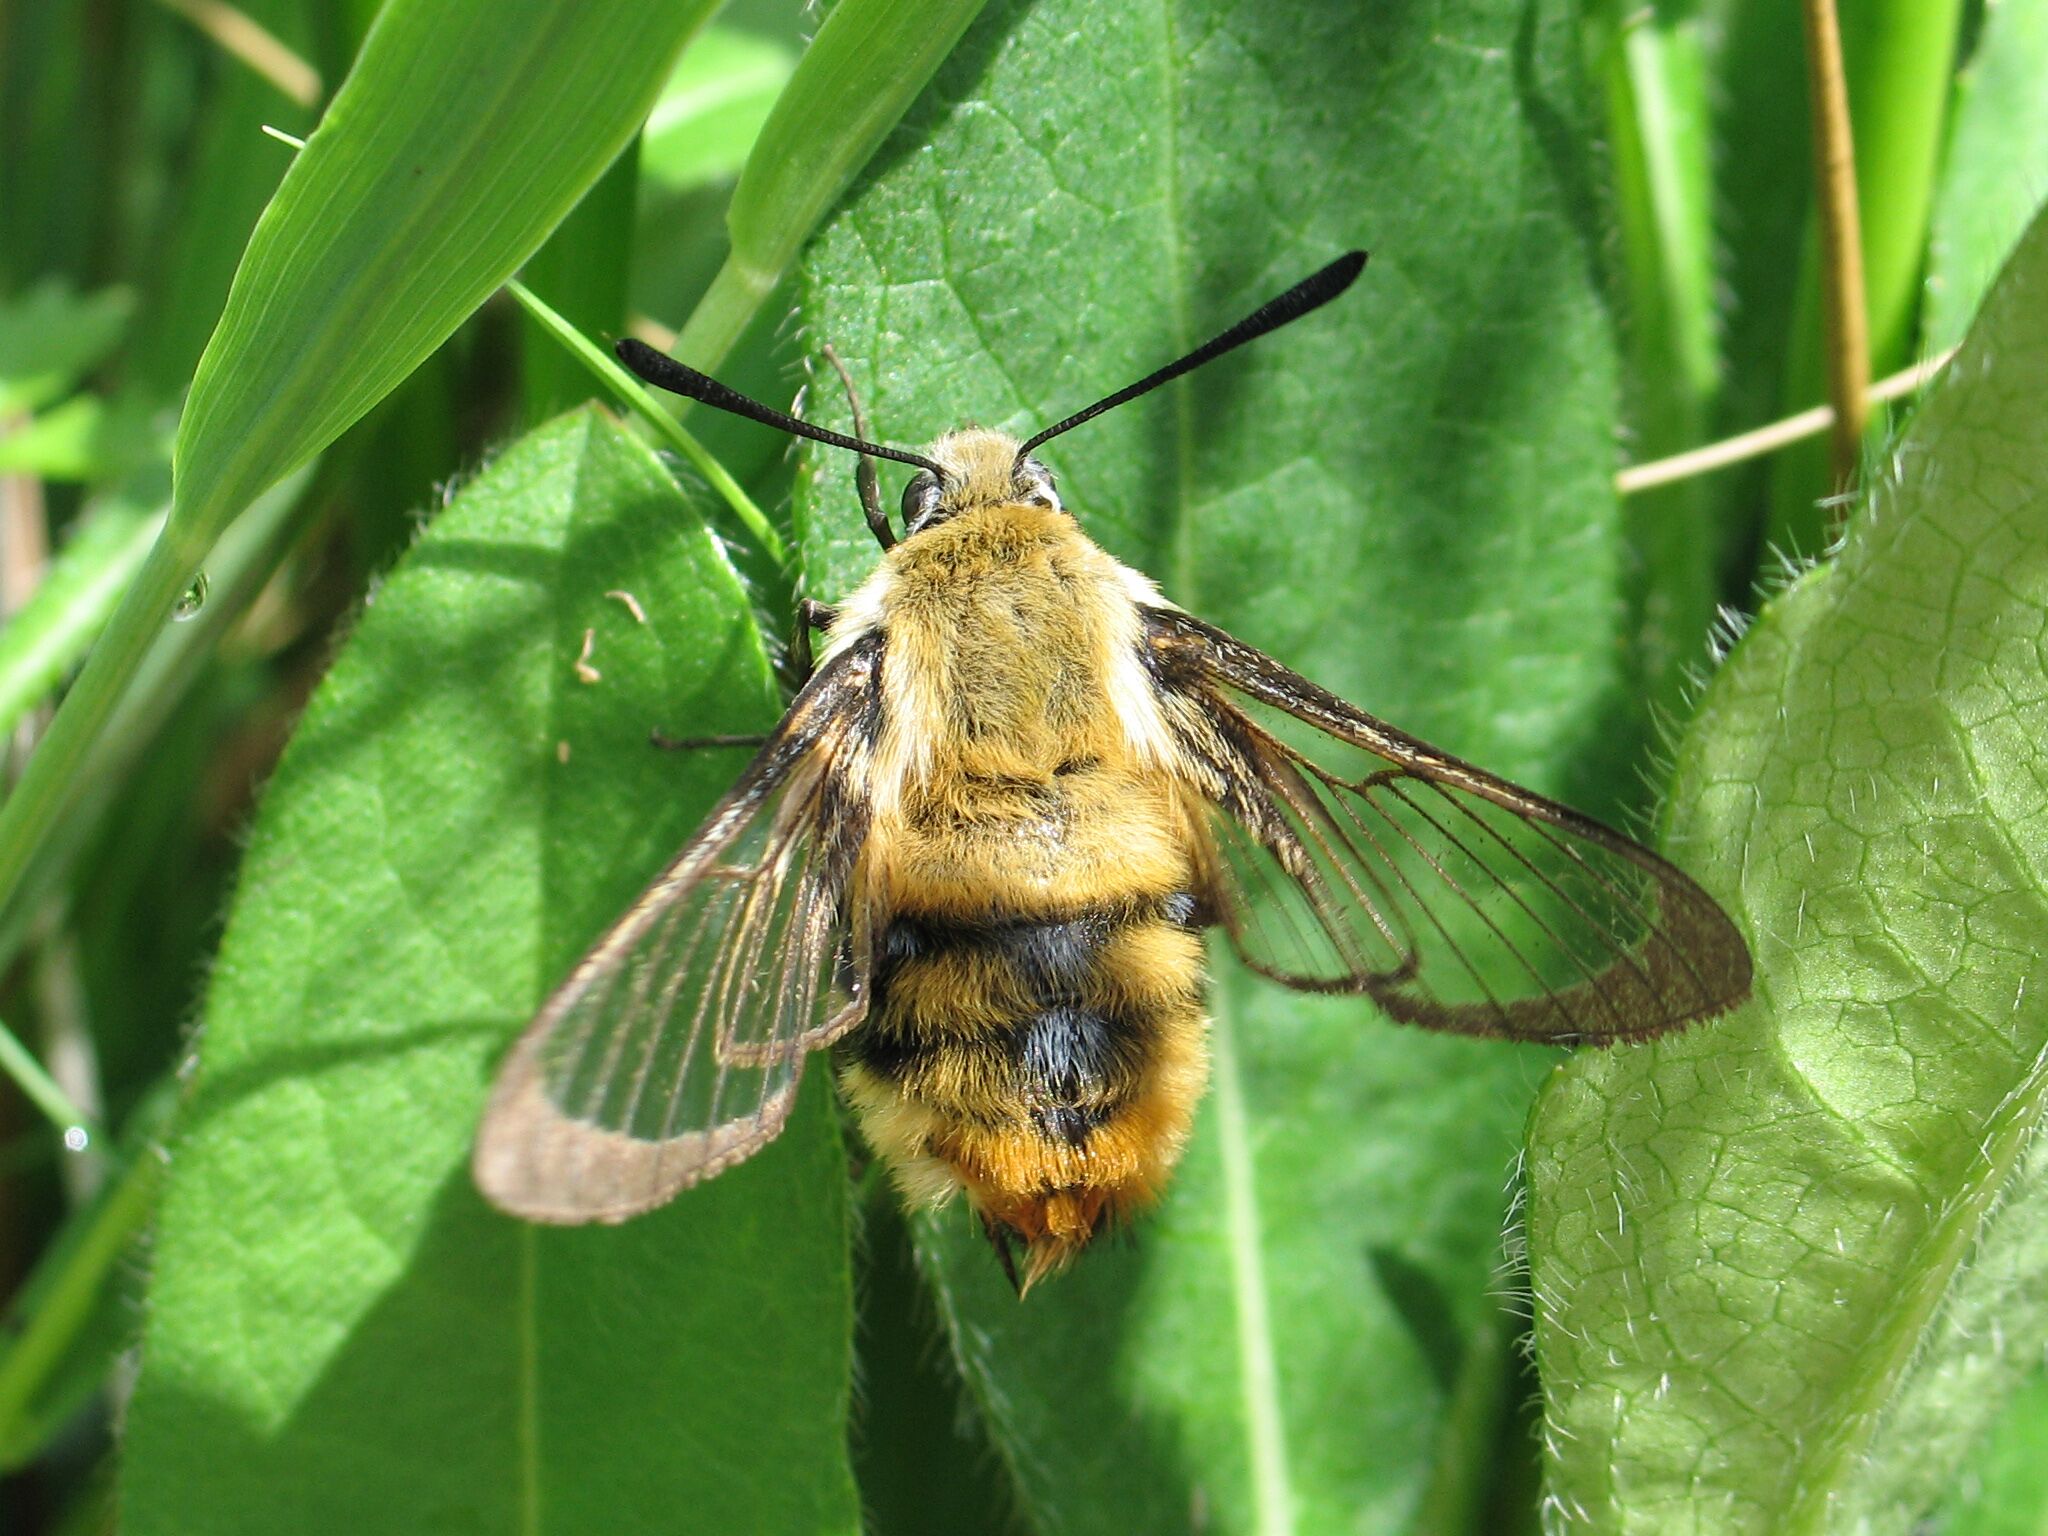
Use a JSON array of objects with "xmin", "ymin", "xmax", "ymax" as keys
[
  {"xmin": 820, "ymin": 343, "xmax": 893, "ymax": 551},
  {"xmin": 791, "ymin": 598, "xmax": 839, "ymax": 683},
  {"xmin": 980, "ymin": 1212, "xmax": 1024, "ymax": 1299}
]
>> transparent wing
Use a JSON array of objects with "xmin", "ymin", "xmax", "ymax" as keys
[
  {"xmin": 473, "ymin": 638, "xmax": 880, "ymax": 1222},
  {"xmin": 1150, "ymin": 610, "xmax": 1751, "ymax": 1042}
]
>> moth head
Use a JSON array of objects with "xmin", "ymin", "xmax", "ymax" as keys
[{"xmin": 903, "ymin": 429, "xmax": 1062, "ymax": 532}]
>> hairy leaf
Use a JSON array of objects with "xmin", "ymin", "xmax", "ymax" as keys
[
  {"xmin": 120, "ymin": 411, "xmax": 857, "ymax": 1536},
  {"xmin": 1531, "ymin": 206, "xmax": 2048, "ymax": 1534}
]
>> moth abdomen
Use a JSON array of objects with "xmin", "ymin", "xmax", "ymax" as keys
[
  {"xmin": 839, "ymin": 893, "xmax": 1211, "ymax": 1285},
  {"xmin": 847, "ymin": 897, "xmax": 1200, "ymax": 1119}
]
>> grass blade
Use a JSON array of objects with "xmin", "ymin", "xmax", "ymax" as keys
[
  {"xmin": 673, "ymin": 0, "xmax": 989, "ymax": 373},
  {"xmin": 0, "ymin": 0, "xmax": 720, "ymax": 936}
]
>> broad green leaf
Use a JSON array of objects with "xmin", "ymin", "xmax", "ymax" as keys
[
  {"xmin": 1530, "ymin": 206, "xmax": 2048, "ymax": 1533},
  {"xmin": 120, "ymin": 410, "xmax": 858, "ymax": 1535},
  {"xmin": 797, "ymin": 0, "xmax": 1632, "ymax": 1528},
  {"xmin": 1924, "ymin": 0, "xmax": 2048, "ymax": 353},
  {"xmin": 642, "ymin": 25, "xmax": 796, "ymax": 192}
]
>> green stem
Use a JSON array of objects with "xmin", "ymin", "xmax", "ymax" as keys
[
  {"xmin": 506, "ymin": 278, "xmax": 788, "ymax": 571},
  {"xmin": 0, "ymin": 1011, "xmax": 94, "ymax": 1137},
  {"xmin": 670, "ymin": 255, "xmax": 780, "ymax": 380},
  {"xmin": 0, "ymin": 529, "xmax": 201, "ymax": 924},
  {"xmin": 0, "ymin": 1140, "xmax": 163, "ymax": 1465},
  {"xmin": 0, "ymin": 465, "xmax": 315, "ymax": 975}
]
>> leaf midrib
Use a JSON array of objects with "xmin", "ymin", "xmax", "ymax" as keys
[
  {"xmin": 1785, "ymin": 1036, "xmax": 2048, "ymax": 1530},
  {"xmin": 1141, "ymin": 0, "xmax": 1294, "ymax": 1524},
  {"xmin": 518, "ymin": 1225, "xmax": 542, "ymax": 1536},
  {"xmin": 1780, "ymin": 695, "xmax": 2048, "ymax": 1530},
  {"xmin": 1211, "ymin": 991, "xmax": 1296, "ymax": 1536}
]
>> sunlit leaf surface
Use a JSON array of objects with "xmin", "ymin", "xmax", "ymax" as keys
[
  {"xmin": 120, "ymin": 412, "xmax": 858, "ymax": 1536},
  {"xmin": 1531, "ymin": 208, "xmax": 2048, "ymax": 1536}
]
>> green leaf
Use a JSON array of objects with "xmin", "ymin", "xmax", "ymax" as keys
[
  {"xmin": 0, "ymin": 4, "xmax": 120, "ymax": 286},
  {"xmin": 642, "ymin": 25, "xmax": 796, "ymax": 192},
  {"xmin": 170, "ymin": 0, "xmax": 719, "ymax": 555},
  {"xmin": 1699, "ymin": 0, "xmax": 1814, "ymax": 432},
  {"xmin": 0, "ymin": 487, "xmax": 164, "ymax": 736},
  {"xmin": 1593, "ymin": 2, "xmax": 1728, "ymax": 716},
  {"xmin": 0, "ymin": 392, "xmax": 163, "ymax": 481},
  {"xmin": 1939, "ymin": 1366, "xmax": 2048, "ymax": 1536},
  {"xmin": 122, "ymin": 0, "xmax": 317, "ymax": 400},
  {"xmin": 1529, "ymin": 205, "xmax": 2048, "ymax": 1533},
  {"xmin": 0, "ymin": 282, "xmax": 133, "ymax": 415},
  {"xmin": 507, "ymin": 279, "xmax": 787, "ymax": 570},
  {"xmin": 1924, "ymin": 0, "xmax": 2048, "ymax": 353},
  {"xmin": 797, "ymin": 0, "xmax": 1634, "ymax": 1528},
  {"xmin": 0, "ymin": 1088, "xmax": 171, "ymax": 1469},
  {"xmin": 0, "ymin": 0, "xmax": 722, "ymax": 945},
  {"xmin": 120, "ymin": 410, "xmax": 858, "ymax": 1535},
  {"xmin": 674, "ymin": 0, "xmax": 990, "ymax": 373},
  {"xmin": 1596, "ymin": 5, "xmax": 1719, "ymax": 424},
  {"xmin": 0, "ymin": 462, "xmax": 315, "ymax": 978},
  {"xmin": 517, "ymin": 149, "xmax": 639, "ymax": 428},
  {"xmin": 850, "ymin": 1177, "xmax": 1027, "ymax": 1534}
]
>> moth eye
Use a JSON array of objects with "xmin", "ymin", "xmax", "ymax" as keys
[
  {"xmin": 900, "ymin": 470, "xmax": 942, "ymax": 527},
  {"xmin": 1012, "ymin": 459, "xmax": 1060, "ymax": 511}
]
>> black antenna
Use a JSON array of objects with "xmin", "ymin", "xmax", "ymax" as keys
[
  {"xmin": 1014, "ymin": 250, "xmax": 1368, "ymax": 464},
  {"xmin": 616, "ymin": 339, "xmax": 949, "ymax": 478}
]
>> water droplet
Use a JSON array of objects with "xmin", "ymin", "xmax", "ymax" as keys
[
  {"xmin": 173, "ymin": 572, "xmax": 209, "ymax": 621},
  {"xmin": 62, "ymin": 1125, "xmax": 89, "ymax": 1153}
]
